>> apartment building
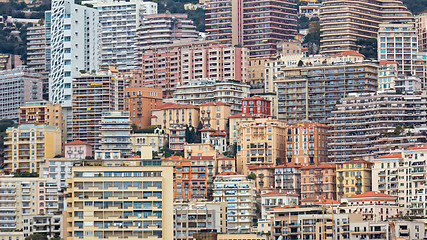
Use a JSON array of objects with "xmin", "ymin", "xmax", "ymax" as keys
[
  {"xmin": 319, "ymin": 0, "xmax": 413, "ymax": 55},
  {"xmin": 26, "ymin": 25, "xmax": 47, "ymax": 73},
  {"xmin": 130, "ymin": 129, "xmax": 168, "ymax": 153},
  {"xmin": 242, "ymin": 0, "xmax": 297, "ymax": 57},
  {"xmin": 41, "ymin": 158, "xmax": 77, "ymax": 190},
  {"xmin": 82, "ymin": 0, "xmax": 157, "ymax": 72},
  {"xmin": 72, "ymin": 72, "xmax": 125, "ymax": 148},
  {"xmin": 247, "ymin": 165, "xmax": 275, "ymax": 191},
  {"xmin": 268, "ymin": 206, "xmax": 362, "ymax": 240},
  {"xmin": 285, "ymin": 121, "xmax": 328, "ymax": 165},
  {"xmin": 0, "ymin": 54, "xmax": 23, "ymax": 71},
  {"xmin": 0, "ymin": 178, "xmax": 62, "ymax": 231},
  {"xmin": 372, "ymin": 152, "xmax": 401, "ymax": 198},
  {"xmin": 229, "ymin": 113, "xmax": 258, "ymax": 144},
  {"xmin": 138, "ymin": 41, "xmax": 249, "ymax": 97},
  {"xmin": 342, "ymin": 191, "xmax": 399, "ymax": 222},
  {"xmin": 205, "ymin": 0, "xmax": 297, "ymax": 57},
  {"xmin": 336, "ymin": 160, "xmax": 373, "ymax": 201},
  {"xmin": 299, "ymin": 3, "xmax": 321, "ymax": 19},
  {"xmin": 125, "ymin": 87, "xmax": 163, "ymax": 129},
  {"xmin": 169, "ymin": 124, "xmax": 187, "ymax": 152},
  {"xmin": 242, "ymin": 96, "xmax": 271, "ymax": 118},
  {"xmin": 151, "ymin": 103, "xmax": 200, "ymax": 133},
  {"xmin": 301, "ymin": 163, "xmax": 336, "ymax": 200},
  {"xmin": 172, "ymin": 160, "xmax": 208, "ymax": 200},
  {"xmin": 136, "ymin": 14, "xmax": 198, "ymax": 52},
  {"xmin": 49, "ymin": 0, "xmax": 99, "ymax": 107},
  {"xmin": 0, "ymin": 68, "xmax": 43, "ymax": 121},
  {"xmin": 4, "ymin": 124, "xmax": 62, "ymax": 173},
  {"xmin": 64, "ymin": 140, "xmax": 93, "ymax": 159},
  {"xmin": 66, "ymin": 159, "xmax": 173, "ymax": 240},
  {"xmin": 174, "ymin": 79, "xmax": 250, "ymax": 114},
  {"xmin": 378, "ymin": 22, "xmax": 419, "ymax": 78},
  {"xmin": 378, "ymin": 60, "xmax": 398, "ymax": 91},
  {"xmin": 174, "ymin": 202, "xmax": 227, "ymax": 240},
  {"xmin": 349, "ymin": 221, "xmax": 425, "ymax": 240},
  {"xmin": 97, "ymin": 111, "xmax": 132, "ymax": 159},
  {"xmin": 213, "ymin": 173, "xmax": 257, "ymax": 234},
  {"xmin": 328, "ymin": 91, "xmax": 427, "ymax": 162},
  {"xmin": 204, "ymin": 0, "xmax": 243, "ymax": 46},
  {"xmin": 398, "ymin": 145, "xmax": 427, "ymax": 217},
  {"xmin": 236, "ymin": 118, "xmax": 286, "ymax": 175},
  {"xmin": 416, "ymin": 13, "xmax": 427, "ymax": 52},
  {"xmin": 23, "ymin": 215, "xmax": 63, "ymax": 239},
  {"xmin": 26, "ymin": 25, "xmax": 48, "ymax": 98},
  {"xmin": 275, "ymin": 61, "xmax": 378, "ymax": 124},
  {"xmin": 200, "ymin": 102, "xmax": 231, "ymax": 132},
  {"xmin": 274, "ymin": 163, "xmax": 301, "ymax": 195},
  {"xmin": 217, "ymin": 155, "xmax": 236, "ymax": 174},
  {"xmin": 261, "ymin": 190, "xmax": 299, "ymax": 219}
]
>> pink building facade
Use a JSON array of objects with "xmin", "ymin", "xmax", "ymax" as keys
[
  {"xmin": 65, "ymin": 140, "xmax": 93, "ymax": 159},
  {"xmin": 135, "ymin": 40, "xmax": 249, "ymax": 97}
]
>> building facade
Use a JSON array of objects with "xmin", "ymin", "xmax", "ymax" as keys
[
  {"xmin": 125, "ymin": 87, "xmax": 163, "ymax": 129},
  {"xmin": 236, "ymin": 118, "xmax": 286, "ymax": 175},
  {"xmin": 274, "ymin": 163, "xmax": 301, "ymax": 195},
  {"xmin": 416, "ymin": 13, "xmax": 427, "ymax": 52},
  {"xmin": 66, "ymin": 160, "xmax": 173, "ymax": 240},
  {"xmin": 378, "ymin": 22, "xmax": 419, "ymax": 78},
  {"xmin": 64, "ymin": 140, "xmax": 93, "ymax": 159},
  {"xmin": 138, "ymin": 41, "xmax": 249, "ymax": 97},
  {"xmin": 151, "ymin": 103, "xmax": 200, "ymax": 134},
  {"xmin": 4, "ymin": 125, "xmax": 62, "ymax": 173},
  {"xmin": 174, "ymin": 79, "xmax": 250, "ymax": 114},
  {"xmin": 336, "ymin": 160, "xmax": 373, "ymax": 201},
  {"xmin": 242, "ymin": 96, "xmax": 271, "ymax": 118},
  {"xmin": 83, "ymin": 0, "xmax": 157, "ymax": 72},
  {"xmin": 213, "ymin": 173, "xmax": 257, "ymax": 234},
  {"xmin": 200, "ymin": 102, "xmax": 231, "ymax": 132},
  {"xmin": 136, "ymin": 14, "xmax": 198, "ymax": 52},
  {"xmin": 97, "ymin": 111, "xmax": 132, "ymax": 159},
  {"xmin": 275, "ymin": 61, "xmax": 378, "ymax": 124},
  {"xmin": 285, "ymin": 121, "xmax": 329, "ymax": 165},
  {"xmin": 72, "ymin": 71, "xmax": 125, "ymax": 148},
  {"xmin": 0, "ymin": 68, "xmax": 43, "ymax": 121},
  {"xmin": 172, "ymin": 160, "xmax": 208, "ymax": 200},
  {"xmin": 328, "ymin": 91, "xmax": 427, "ymax": 162},
  {"xmin": 49, "ymin": 0, "xmax": 99, "ymax": 107},
  {"xmin": 300, "ymin": 163, "xmax": 336, "ymax": 200},
  {"xmin": 319, "ymin": 0, "xmax": 413, "ymax": 55}
]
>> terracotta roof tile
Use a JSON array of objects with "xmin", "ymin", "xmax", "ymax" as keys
[
  {"xmin": 200, "ymin": 127, "xmax": 216, "ymax": 132},
  {"xmin": 331, "ymin": 50, "xmax": 364, "ymax": 57},
  {"xmin": 157, "ymin": 103, "xmax": 199, "ymax": 110},
  {"xmin": 189, "ymin": 156, "xmax": 215, "ymax": 160},
  {"xmin": 348, "ymin": 191, "xmax": 395, "ymax": 199},
  {"xmin": 301, "ymin": 197, "xmax": 340, "ymax": 204},
  {"xmin": 216, "ymin": 172, "xmax": 239, "ymax": 176},
  {"xmin": 243, "ymin": 96, "xmax": 270, "ymax": 101},
  {"xmin": 405, "ymin": 145, "xmax": 427, "ymax": 151},
  {"xmin": 248, "ymin": 164, "xmax": 275, "ymax": 170},
  {"xmin": 379, "ymin": 60, "xmax": 398, "ymax": 65},
  {"xmin": 65, "ymin": 140, "xmax": 91, "ymax": 145},
  {"xmin": 127, "ymin": 155, "xmax": 141, "ymax": 159},
  {"xmin": 275, "ymin": 162, "xmax": 302, "ymax": 168},
  {"xmin": 211, "ymin": 131, "xmax": 227, "ymax": 137},
  {"xmin": 200, "ymin": 102, "xmax": 230, "ymax": 106},
  {"xmin": 375, "ymin": 152, "xmax": 402, "ymax": 159}
]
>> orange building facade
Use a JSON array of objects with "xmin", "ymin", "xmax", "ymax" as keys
[
  {"xmin": 172, "ymin": 160, "xmax": 208, "ymax": 200},
  {"xmin": 301, "ymin": 163, "xmax": 337, "ymax": 200},
  {"xmin": 125, "ymin": 87, "xmax": 163, "ymax": 129},
  {"xmin": 285, "ymin": 121, "xmax": 329, "ymax": 165}
]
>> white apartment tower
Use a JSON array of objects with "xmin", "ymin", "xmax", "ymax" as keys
[
  {"xmin": 49, "ymin": 0, "xmax": 99, "ymax": 107},
  {"xmin": 83, "ymin": 0, "xmax": 157, "ymax": 72}
]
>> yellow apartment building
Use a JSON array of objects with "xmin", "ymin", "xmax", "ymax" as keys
[
  {"xmin": 336, "ymin": 159, "xmax": 373, "ymax": 201},
  {"xmin": 228, "ymin": 113, "xmax": 258, "ymax": 145},
  {"xmin": 184, "ymin": 143, "xmax": 218, "ymax": 158},
  {"xmin": 4, "ymin": 124, "xmax": 62, "ymax": 173},
  {"xmin": 236, "ymin": 118, "xmax": 286, "ymax": 175},
  {"xmin": 151, "ymin": 103, "xmax": 200, "ymax": 134},
  {"xmin": 66, "ymin": 159, "xmax": 173, "ymax": 240},
  {"xmin": 19, "ymin": 100, "xmax": 64, "ymax": 151},
  {"xmin": 199, "ymin": 102, "xmax": 231, "ymax": 132}
]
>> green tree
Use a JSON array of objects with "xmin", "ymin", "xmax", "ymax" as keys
[
  {"xmin": 25, "ymin": 233, "xmax": 48, "ymax": 240},
  {"xmin": 355, "ymin": 38, "xmax": 378, "ymax": 59},
  {"xmin": 247, "ymin": 172, "xmax": 256, "ymax": 180},
  {"xmin": 185, "ymin": 125, "xmax": 196, "ymax": 143}
]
